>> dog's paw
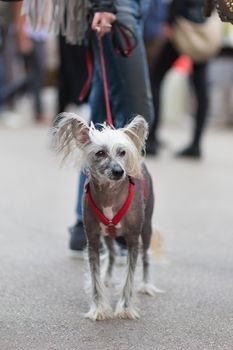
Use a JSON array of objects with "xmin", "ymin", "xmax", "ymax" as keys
[
  {"xmin": 137, "ymin": 283, "xmax": 164, "ymax": 296},
  {"xmin": 85, "ymin": 303, "xmax": 113, "ymax": 321},
  {"xmin": 114, "ymin": 301, "xmax": 140, "ymax": 320}
]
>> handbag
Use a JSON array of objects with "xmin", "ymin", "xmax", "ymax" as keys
[
  {"xmin": 214, "ymin": 0, "xmax": 233, "ymax": 23},
  {"xmin": 172, "ymin": 11, "xmax": 223, "ymax": 63}
]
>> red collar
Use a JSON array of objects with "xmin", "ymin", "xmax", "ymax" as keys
[{"xmin": 85, "ymin": 177, "xmax": 135, "ymax": 237}]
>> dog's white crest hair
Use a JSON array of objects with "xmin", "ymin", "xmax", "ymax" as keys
[
  {"xmin": 51, "ymin": 113, "xmax": 148, "ymax": 176},
  {"xmin": 51, "ymin": 112, "xmax": 90, "ymax": 164}
]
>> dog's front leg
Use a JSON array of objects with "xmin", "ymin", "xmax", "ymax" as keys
[
  {"xmin": 85, "ymin": 236, "xmax": 113, "ymax": 321},
  {"xmin": 115, "ymin": 241, "xmax": 139, "ymax": 320},
  {"xmin": 103, "ymin": 236, "xmax": 115, "ymax": 286}
]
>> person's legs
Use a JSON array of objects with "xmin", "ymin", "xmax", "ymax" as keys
[
  {"xmin": 31, "ymin": 40, "xmax": 45, "ymax": 121},
  {"xmin": 147, "ymin": 41, "xmax": 179, "ymax": 154},
  {"xmin": 57, "ymin": 34, "xmax": 70, "ymax": 113},
  {"xmin": 58, "ymin": 35, "xmax": 89, "ymax": 113},
  {"xmin": 177, "ymin": 62, "xmax": 209, "ymax": 158},
  {"xmin": 192, "ymin": 62, "xmax": 209, "ymax": 149}
]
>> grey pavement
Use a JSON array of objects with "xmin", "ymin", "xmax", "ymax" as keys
[{"xmin": 0, "ymin": 124, "xmax": 233, "ymax": 350}]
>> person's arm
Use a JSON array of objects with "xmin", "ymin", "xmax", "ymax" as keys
[{"xmin": 89, "ymin": 0, "xmax": 117, "ymax": 38}]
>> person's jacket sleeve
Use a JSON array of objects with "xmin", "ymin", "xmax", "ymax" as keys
[
  {"xmin": 167, "ymin": 0, "xmax": 182, "ymax": 24},
  {"xmin": 89, "ymin": 0, "xmax": 117, "ymax": 14}
]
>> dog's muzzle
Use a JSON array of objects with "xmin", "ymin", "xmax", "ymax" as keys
[{"xmin": 111, "ymin": 164, "xmax": 124, "ymax": 180}]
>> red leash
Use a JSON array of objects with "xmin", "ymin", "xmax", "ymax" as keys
[
  {"xmin": 79, "ymin": 35, "xmax": 113, "ymax": 127},
  {"xmin": 97, "ymin": 35, "xmax": 114, "ymax": 128},
  {"xmin": 79, "ymin": 22, "xmax": 137, "ymax": 127}
]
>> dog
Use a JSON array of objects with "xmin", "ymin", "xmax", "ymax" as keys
[{"xmin": 52, "ymin": 113, "xmax": 161, "ymax": 321}]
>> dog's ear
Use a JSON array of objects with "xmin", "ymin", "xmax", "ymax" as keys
[
  {"xmin": 123, "ymin": 115, "xmax": 148, "ymax": 151},
  {"xmin": 52, "ymin": 112, "xmax": 90, "ymax": 159}
]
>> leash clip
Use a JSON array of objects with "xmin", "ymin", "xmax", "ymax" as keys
[{"xmin": 106, "ymin": 221, "xmax": 117, "ymax": 237}]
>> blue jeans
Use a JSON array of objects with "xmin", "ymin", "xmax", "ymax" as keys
[{"xmin": 76, "ymin": 0, "xmax": 154, "ymax": 220}]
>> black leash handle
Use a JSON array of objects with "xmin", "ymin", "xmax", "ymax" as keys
[
  {"xmin": 79, "ymin": 21, "xmax": 138, "ymax": 102},
  {"xmin": 112, "ymin": 20, "xmax": 138, "ymax": 57}
]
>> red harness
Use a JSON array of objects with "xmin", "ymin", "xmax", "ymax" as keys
[{"xmin": 85, "ymin": 177, "xmax": 135, "ymax": 237}]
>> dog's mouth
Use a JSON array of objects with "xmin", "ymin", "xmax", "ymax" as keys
[{"xmin": 110, "ymin": 173, "xmax": 124, "ymax": 181}]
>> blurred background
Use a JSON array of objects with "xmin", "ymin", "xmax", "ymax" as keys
[
  {"xmin": 0, "ymin": 1, "xmax": 232, "ymax": 128},
  {"xmin": 0, "ymin": 1, "xmax": 233, "ymax": 349}
]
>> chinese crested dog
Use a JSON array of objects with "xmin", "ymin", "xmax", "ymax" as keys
[{"xmin": 52, "ymin": 113, "xmax": 161, "ymax": 321}]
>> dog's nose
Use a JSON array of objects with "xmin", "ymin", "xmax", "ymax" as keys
[{"xmin": 112, "ymin": 164, "xmax": 124, "ymax": 179}]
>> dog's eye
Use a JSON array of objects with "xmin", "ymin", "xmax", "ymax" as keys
[
  {"xmin": 118, "ymin": 150, "xmax": 126, "ymax": 157},
  {"xmin": 95, "ymin": 150, "xmax": 106, "ymax": 157}
]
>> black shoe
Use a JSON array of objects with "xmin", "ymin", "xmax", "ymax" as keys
[
  {"xmin": 115, "ymin": 236, "xmax": 128, "ymax": 265},
  {"xmin": 176, "ymin": 145, "xmax": 201, "ymax": 159},
  {"xmin": 146, "ymin": 137, "xmax": 165, "ymax": 156},
  {"xmin": 115, "ymin": 236, "xmax": 127, "ymax": 249},
  {"xmin": 146, "ymin": 138, "xmax": 158, "ymax": 155},
  {"xmin": 69, "ymin": 221, "xmax": 87, "ymax": 251}
]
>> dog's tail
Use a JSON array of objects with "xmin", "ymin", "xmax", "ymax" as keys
[{"xmin": 150, "ymin": 229, "xmax": 167, "ymax": 263}]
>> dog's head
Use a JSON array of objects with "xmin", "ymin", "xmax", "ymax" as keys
[{"xmin": 52, "ymin": 113, "xmax": 148, "ymax": 182}]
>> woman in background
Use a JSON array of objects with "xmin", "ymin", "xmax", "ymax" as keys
[{"xmin": 147, "ymin": 0, "xmax": 213, "ymax": 158}]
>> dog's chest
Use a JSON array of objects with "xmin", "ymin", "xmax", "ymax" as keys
[{"xmin": 99, "ymin": 206, "xmax": 122, "ymax": 236}]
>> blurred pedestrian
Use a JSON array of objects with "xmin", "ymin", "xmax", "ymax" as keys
[
  {"xmin": 143, "ymin": 0, "xmax": 168, "ymax": 72},
  {"xmin": 12, "ymin": 2, "xmax": 49, "ymax": 123},
  {"xmin": 0, "ymin": 2, "xmax": 10, "ymax": 107},
  {"xmin": 147, "ymin": 0, "xmax": 221, "ymax": 158}
]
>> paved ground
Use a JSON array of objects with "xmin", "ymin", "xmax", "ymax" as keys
[{"xmin": 0, "ymin": 123, "xmax": 233, "ymax": 350}]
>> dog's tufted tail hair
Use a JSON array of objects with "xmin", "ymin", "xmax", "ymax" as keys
[
  {"xmin": 150, "ymin": 229, "xmax": 167, "ymax": 263},
  {"xmin": 51, "ymin": 112, "xmax": 90, "ymax": 163}
]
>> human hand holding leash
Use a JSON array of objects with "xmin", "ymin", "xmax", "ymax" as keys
[{"xmin": 92, "ymin": 12, "xmax": 116, "ymax": 38}]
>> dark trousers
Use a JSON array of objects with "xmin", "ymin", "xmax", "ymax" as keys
[
  {"xmin": 58, "ymin": 35, "xmax": 88, "ymax": 113},
  {"xmin": 24, "ymin": 40, "xmax": 45, "ymax": 118},
  {"xmin": 150, "ymin": 40, "xmax": 209, "ymax": 148}
]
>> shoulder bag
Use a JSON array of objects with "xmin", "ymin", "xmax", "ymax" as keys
[{"xmin": 172, "ymin": 11, "xmax": 223, "ymax": 63}]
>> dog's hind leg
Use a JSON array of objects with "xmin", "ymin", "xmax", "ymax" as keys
[
  {"xmin": 85, "ymin": 236, "xmax": 113, "ymax": 321},
  {"xmin": 141, "ymin": 223, "xmax": 152, "ymax": 285},
  {"xmin": 103, "ymin": 236, "xmax": 115, "ymax": 287},
  {"xmin": 115, "ymin": 240, "xmax": 140, "ymax": 319}
]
